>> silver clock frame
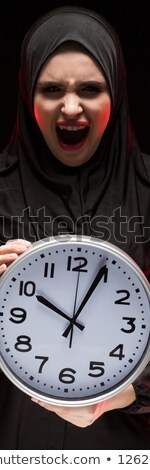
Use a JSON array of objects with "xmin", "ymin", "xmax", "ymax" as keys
[{"xmin": 0, "ymin": 235, "xmax": 149, "ymax": 407}]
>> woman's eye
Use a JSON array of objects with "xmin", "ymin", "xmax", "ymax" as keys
[
  {"xmin": 79, "ymin": 85, "xmax": 102, "ymax": 96},
  {"xmin": 40, "ymin": 85, "xmax": 62, "ymax": 94},
  {"xmin": 43, "ymin": 86, "xmax": 61, "ymax": 93}
]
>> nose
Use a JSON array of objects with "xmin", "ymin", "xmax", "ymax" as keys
[{"xmin": 61, "ymin": 93, "xmax": 83, "ymax": 118}]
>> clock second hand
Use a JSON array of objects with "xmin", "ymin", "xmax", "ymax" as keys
[{"xmin": 69, "ymin": 266, "xmax": 81, "ymax": 349}]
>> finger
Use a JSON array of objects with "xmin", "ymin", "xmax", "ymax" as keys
[
  {"xmin": 31, "ymin": 398, "xmax": 58, "ymax": 410},
  {"xmin": 0, "ymin": 241, "xmax": 31, "ymax": 255},
  {"xmin": 5, "ymin": 239, "xmax": 31, "ymax": 246},
  {"xmin": 0, "ymin": 263, "xmax": 7, "ymax": 275},
  {"xmin": 0, "ymin": 240, "xmax": 32, "ymax": 267},
  {"xmin": 0, "ymin": 252, "xmax": 18, "ymax": 265}
]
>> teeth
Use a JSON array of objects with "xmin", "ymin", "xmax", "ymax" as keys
[{"xmin": 57, "ymin": 125, "xmax": 87, "ymax": 131}]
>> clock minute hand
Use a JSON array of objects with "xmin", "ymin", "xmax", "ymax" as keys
[
  {"xmin": 62, "ymin": 264, "xmax": 108, "ymax": 338},
  {"xmin": 36, "ymin": 295, "xmax": 84, "ymax": 331}
]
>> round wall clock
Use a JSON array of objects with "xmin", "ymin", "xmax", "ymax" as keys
[{"xmin": 0, "ymin": 236, "xmax": 149, "ymax": 406}]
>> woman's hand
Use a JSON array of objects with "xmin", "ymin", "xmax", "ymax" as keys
[
  {"xmin": 0, "ymin": 239, "xmax": 31, "ymax": 274},
  {"xmin": 31, "ymin": 384, "xmax": 136, "ymax": 428}
]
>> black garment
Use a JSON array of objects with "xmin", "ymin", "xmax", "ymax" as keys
[
  {"xmin": 0, "ymin": 367, "xmax": 150, "ymax": 450},
  {"xmin": 0, "ymin": 6, "xmax": 149, "ymax": 450}
]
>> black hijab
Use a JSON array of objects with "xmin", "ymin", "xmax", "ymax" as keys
[{"xmin": 0, "ymin": 6, "xmax": 149, "ymax": 274}]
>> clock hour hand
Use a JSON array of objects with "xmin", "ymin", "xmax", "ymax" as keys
[
  {"xmin": 63, "ymin": 264, "xmax": 108, "ymax": 338},
  {"xmin": 36, "ymin": 295, "xmax": 84, "ymax": 331}
]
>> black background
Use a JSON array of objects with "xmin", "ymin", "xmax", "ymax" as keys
[{"xmin": 0, "ymin": 0, "xmax": 150, "ymax": 153}]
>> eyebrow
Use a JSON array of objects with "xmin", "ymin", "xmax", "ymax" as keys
[{"xmin": 36, "ymin": 79, "xmax": 108, "ymax": 89}]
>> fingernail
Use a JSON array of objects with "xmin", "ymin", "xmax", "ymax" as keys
[{"xmin": 0, "ymin": 264, "xmax": 6, "ymax": 269}]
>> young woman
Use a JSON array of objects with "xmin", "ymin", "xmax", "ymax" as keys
[{"xmin": 0, "ymin": 5, "xmax": 149, "ymax": 450}]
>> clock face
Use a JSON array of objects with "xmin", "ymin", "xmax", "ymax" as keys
[{"xmin": 0, "ymin": 236, "xmax": 149, "ymax": 406}]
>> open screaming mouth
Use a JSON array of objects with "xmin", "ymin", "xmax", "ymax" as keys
[{"xmin": 56, "ymin": 126, "xmax": 89, "ymax": 146}]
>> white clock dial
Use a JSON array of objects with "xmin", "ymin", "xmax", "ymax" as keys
[{"xmin": 0, "ymin": 236, "xmax": 149, "ymax": 406}]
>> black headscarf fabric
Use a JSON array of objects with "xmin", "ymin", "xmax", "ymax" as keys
[{"xmin": 0, "ymin": 6, "xmax": 150, "ymax": 273}]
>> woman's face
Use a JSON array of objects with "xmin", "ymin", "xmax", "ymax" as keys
[{"xmin": 34, "ymin": 43, "xmax": 111, "ymax": 167}]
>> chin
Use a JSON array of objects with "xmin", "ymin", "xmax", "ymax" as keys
[{"xmin": 56, "ymin": 155, "xmax": 91, "ymax": 167}]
